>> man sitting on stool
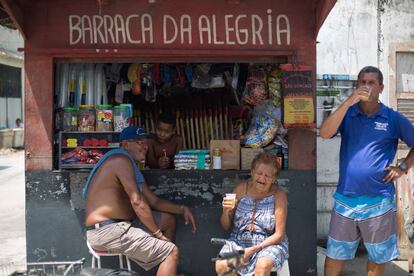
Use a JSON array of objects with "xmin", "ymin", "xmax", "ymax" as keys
[{"xmin": 84, "ymin": 126, "xmax": 197, "ymax": 275}]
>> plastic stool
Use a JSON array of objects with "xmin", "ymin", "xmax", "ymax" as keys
[
  {"xmin": 271, "ymin": 260, "xmax": 290, "ymax": 276},
  {"xmin": 86, "ymin": 240, "xmax": 132, "ymax": 271}
]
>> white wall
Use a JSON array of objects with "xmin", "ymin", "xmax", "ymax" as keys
[{"xmin": 0, "ymin": 25, "xmax": 24, "ymax": 128}]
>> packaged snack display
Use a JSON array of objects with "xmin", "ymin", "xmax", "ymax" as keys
[
  {"xmin": 78, "ymin": 105, "xmax": 95, "ymax": 132},
  {"xmin": 96, "ymin": 104, "xmax": 113, "ymax": 131}
]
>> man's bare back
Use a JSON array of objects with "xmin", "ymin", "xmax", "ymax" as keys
[{"xmin": 85, "ymin": 155, "xmax": 137, "ymax": 226}]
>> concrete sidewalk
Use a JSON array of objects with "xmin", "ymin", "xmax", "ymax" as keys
[
  {"xmin": 0, "ymin": 149, "xmax": 26, "ymax": 275},
  {"xmin": 317, "ymin": 246, "xmax": 411, "ymax": 275}
]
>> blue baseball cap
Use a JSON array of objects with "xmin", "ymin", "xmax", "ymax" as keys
[{"xmin": 120, "ymin": 126, "xmax": 148, "ymax": 142}]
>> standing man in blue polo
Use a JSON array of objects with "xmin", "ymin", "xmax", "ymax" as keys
[{"xmin": 320, "ymin": 66, "xmax": 414, "ymax": 276}]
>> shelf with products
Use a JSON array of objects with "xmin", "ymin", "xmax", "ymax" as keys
[{"xmin": 58, "ymin": 131, "xmax": 120, "ymax": 170}]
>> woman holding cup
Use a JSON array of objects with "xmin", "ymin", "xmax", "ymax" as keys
[{"xmin": 215, "ymin": 153, "xmax": 289, "ymax": 276}]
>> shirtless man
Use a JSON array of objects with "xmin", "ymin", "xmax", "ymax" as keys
[{"xmin": 84, "ymin": 126, "xmax": 197, "ymax": 275}]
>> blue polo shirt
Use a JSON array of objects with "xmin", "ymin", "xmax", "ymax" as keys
[{"xmin": 336, "ymin": 103, "xmax": 414, "ymax": 197}]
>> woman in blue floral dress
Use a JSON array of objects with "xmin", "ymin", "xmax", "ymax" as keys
[{"xmin": 215, "ymin": 153, "xmax": 289, "ymax": 276}]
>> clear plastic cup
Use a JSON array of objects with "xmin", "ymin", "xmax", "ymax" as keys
[
  {"xmin": 360, "ymin": 85, "xmax": 371, "ymax": 101},
  {"xmin": 225, "ymin": 193, "xmax": 237, "ymax": 208}
]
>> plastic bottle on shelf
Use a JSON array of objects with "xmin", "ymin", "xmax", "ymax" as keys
[{"xmin": 213, "ymin": 148, "xmax": 222, "ymax": 170}]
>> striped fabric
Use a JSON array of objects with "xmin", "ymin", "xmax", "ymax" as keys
[
  {"xmin": 327, "ymin": 192, "xmax": 399, "ymax": 263},
  {"xmin": 219, "ymin": 195, "xmax": 289, "ymax": 275}
]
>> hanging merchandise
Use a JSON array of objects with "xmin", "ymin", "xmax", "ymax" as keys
[
  {"xmin": 78, "ymin": 105, "xmax": 95, "ymax": 132},
  {"xmin": 68, "ymin": 64, "xmax": 77, "ymax": 106},
  {"xmin": 76, "ymin": 64, "xmax": 86, "ymax": 106},
  {"xmin": 243, "ymin": 101, "xmax": 281, "ymax": 148},
  {"xmin": 281, "ymin": 64, "xmax": 315, "ymax": 128},
  {"xmin": 242, "ymin": 66, "xmax": 267, "ymax": 107},
  {"xmin": 114, "ymin": 83, "xmax": 124, "ymax": 103},
  {"xmin": 142, "ymin": 64, "xmax": 157, "ymax": 102},
  {"xmin": 58, "ymin": 63, "xmax": 70, "ymax": 108},
  {"xmin": 191, "ymin": 64, "xmax": 211, "ymax": 89},
  {"xmin": 85, "ymin": 64, "xmax": 95, "ymax": 105},
  {"xmin": 94, "ymin": 64, "xmax": 105, "ymax": 105},
  {"xmin": 114, "ymin": 105, "xmax": 130, "ymax": 132},
  {"xmin": 267, "ymin": 68, "xmax": 282, "ymax": 108},
  {"xmin": 95, "ymin": 104, "xmax": 113, "ymax": 131},
  {"xmin": 128, "ymin": 63, "xmax": 142, "ymax": 95}
]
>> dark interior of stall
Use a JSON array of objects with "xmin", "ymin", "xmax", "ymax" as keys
[
  {"xmin": 46, "ymin": 60, "xmax": 317, "ymax": 275},
  {"xmin": 53, "ymin": 61, "xmax": 289, "ymax": 172}
]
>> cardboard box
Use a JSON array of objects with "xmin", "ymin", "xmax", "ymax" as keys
[{"xmin": 241, "ymin": 148, "xmax": 264, "ymax": 170}]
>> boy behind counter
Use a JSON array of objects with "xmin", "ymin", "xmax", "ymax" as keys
[{"xmin": 146, "ymin": 113, "xmax": 183, "ymax": 169}]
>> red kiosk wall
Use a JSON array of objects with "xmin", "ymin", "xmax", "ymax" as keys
[{"xmin": 20, "ymin": 0, "xmax": 318, "ymax": 170}]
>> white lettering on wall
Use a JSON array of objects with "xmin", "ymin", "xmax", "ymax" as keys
[
  {"xmin": 163, "ymin": 15, "xmax": 178, "ymax": 44},
  {"xmin": 126, "ymin": 15, "xmax": 140, "ymax": 44},
  {"xmin": 251, "ymin": 15, "xmax": 263, "ymax": 45},
  {"xmin": 198, "ymin": 15, "xmax": 211, "ymax": 45},
  {"xmin": 224, "ymin": 15, "xmax": 235, "ymax": 45},
  {"xmin": 69, "ymin": 15, "xmax": 81, "ymax": 45},
  {"xmin": 114, "ymin": 15, "xmax": 126, "ymax": 44},
  {"xmin": 267, "ymin": 9, "xmax": 273, "ymax": 45},
  {"xmin": 235, "ymin": 15, "xmax": 248, "ymax": 45},
  {"xmin": 141, "ymin": 14, "xmax": 153, "ymax": 44},
  {"xmin": 81, "ymin": 15, "xmax": 93, "ymax": 44},
  {"xmin": 68, "ymin": 11, "xmax": 291, "ymax": 47},
  {"xmin": 104, "ymin": 15, "xmax": 115, "ymax": 43},
  {"xmin": 276, "ymin": 14, "xmax": 290, "ymax": 45},
  {"xmin": 180, "ymin": 15, "xmax": 192, "ymax": 44}
]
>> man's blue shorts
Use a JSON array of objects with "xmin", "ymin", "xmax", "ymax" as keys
[{"xmin": 326, "ymin": 192, "xmax": 400, "ymax": 264}]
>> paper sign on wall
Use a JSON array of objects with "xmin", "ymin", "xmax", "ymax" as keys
[{"xmin": 281, "ymin": 64, "xmax": 315, "ymax": 128}]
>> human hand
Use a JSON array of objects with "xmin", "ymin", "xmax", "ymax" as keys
[
  {"xmin": 222, "ymin": 197, "xmax": 237, "ymax": 215},
  {"xmin": 384, "ymin": 166, "xmax": 405, "ymax": 183},
  {"xmin": 153, "ymin": 230, "xmax": 171, "ymax": 241},
  {"xmin": 242, "ymin": 246, "xmax": 257, "ymax": 263},
  {"xmin": 349, "ymin": 86, "xmax": 371, "ymax": 105},
  {"xmin": 158, "ymin": 156, "xmax": 170, "ymax": 169},
  {"xmin": 182, "ymin": 206, "xmax": 197, "ymax": 233}
]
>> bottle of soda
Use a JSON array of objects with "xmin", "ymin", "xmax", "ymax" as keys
[{"xmin": 276, "ymin": 148, "xmax": 284, "ymax": 171}]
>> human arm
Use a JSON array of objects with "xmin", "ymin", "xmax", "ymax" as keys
[
  {"xmin": 116, "ymin": 157, "xmax": 168, "ymax": 240},
  {"xmin": 384, "ymin": 147, "xmax": 414, "ymax": 183},
  {"xmin": 220, "ymin": 182, "xmax": 244, "ymax": 231},
  {"xmin": 142, "ymin": 182, "xmax": 197, "ymax": 233},
  {"xmin": 319, "ymin": 87, "xmax": 368, "ymax": 139},
  {"xmin": 243, "ymin": 187, "xmax": 288, "ymax": 262},
  {"xmin": 145, "ymin": 139, "xmax": 160, "ymax": 169}
]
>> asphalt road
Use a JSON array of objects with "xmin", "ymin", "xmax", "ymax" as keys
[{"xmin": 0, "ymin": 150, "xmax": 26, "ymax": 275}]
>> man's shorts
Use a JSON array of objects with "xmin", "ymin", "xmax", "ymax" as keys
[
  {"xmin": 326, "ymin": 192, "xmax": 399, "ymax": 264},
  {"xmin": 87, "ymin": 220, "xmax": 175, "ymax": 271}
]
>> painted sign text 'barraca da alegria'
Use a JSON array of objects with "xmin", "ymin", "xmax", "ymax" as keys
[{"xmin": 69, "ymin": 9, "xmax": 290, "ymax": 47}]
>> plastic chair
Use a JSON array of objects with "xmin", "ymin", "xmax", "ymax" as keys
[
  {"xmin": 86, "ymin": 240, "xmax": 132, "ymax": 271},
  {"xmin": 271, "ymin": 260, "xmax": 290, "ymax": 276}
]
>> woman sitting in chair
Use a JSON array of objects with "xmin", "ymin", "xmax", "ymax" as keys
[{"xmin": 215, "ymin": 153, "xmax": 289, "ymax": 276}]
